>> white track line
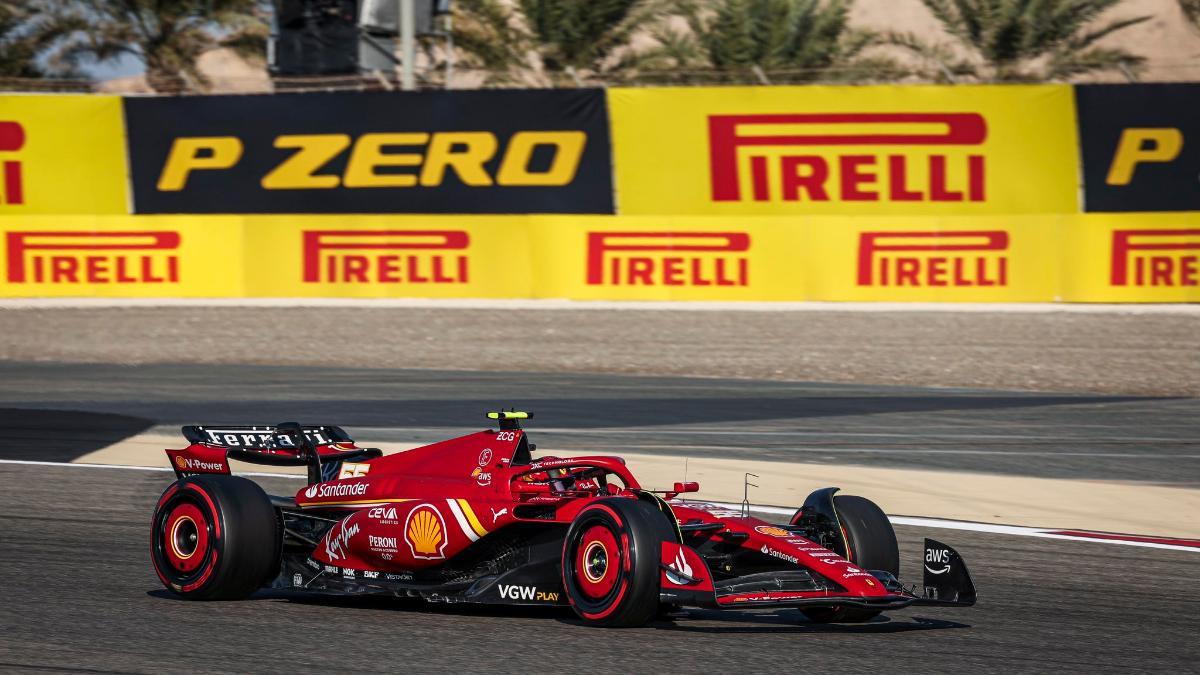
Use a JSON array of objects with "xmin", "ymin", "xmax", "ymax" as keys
[
  {"xmin": 3, "ymin": 458, "xmax": 1196, "ymax": 553},
  {"xmin": 1, "ymin": 298, "xmax": 1198, "ymax": 314},
  {"xmin": 699, "ymin": 501, "xmax": 1200, "ymax": 553}
]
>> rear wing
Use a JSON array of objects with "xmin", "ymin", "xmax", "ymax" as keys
[
  {"xmin": 183, "ymin": 424, "xmax": 353, "ymax": 449},
  {"xmin": 170, "ymin": 422, "xmax": 381, "ymax": 484}
]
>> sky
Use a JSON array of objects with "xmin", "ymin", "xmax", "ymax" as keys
[{"xmin": 78, "ymin": 52, "xmax": 145, "ymax": 80}]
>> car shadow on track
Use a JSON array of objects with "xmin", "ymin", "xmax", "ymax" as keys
[
  {"xmin": 149, "ymin": 590, "xmax": 969, "ymax": 633},
  {"xmin": 643, "ymin": 610, "xmax": 970, "ymax": 634}
]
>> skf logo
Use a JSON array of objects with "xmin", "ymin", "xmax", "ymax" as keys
[
  {"xmin": 157, "ymin": 131, "xmax": 585, "ymax": 191},
  {"xmin": 5, "ymin": 231, "xmax": 180, "ymax": 284},
  {"xmin": 708, "ymin": 113, "xmax": 986, "ymax": 203},
  {"xmin": 303, "ymin": 230, "xmax": 468, "ymax": 284},
  {"xmin": 586, "ymin": 232, "xmax": 749, "ymax": 286},
  {"xmin": 1105, "ymin": 128, "xmax": 1182, "ymax": 186},
  {"xmin": 857, "ymin": 231, "xmax": 1008, "ymax": 287},
  {"xmin": 1110, "ymin": 229, "xmax": 1200, "ymax": 287},
  {"xmin": 0, "ymin": 121, "xmax": 23, "ymax": 204}
]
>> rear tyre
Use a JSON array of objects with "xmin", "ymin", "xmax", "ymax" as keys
[
  {"xmin": 802, "ymin": 494, "xmax": 897, "ymax": 624},
  {"xmin": 151, "ymin": 475, "xmax": 280, "ymax": 600},
  {"xmin": 562, "ymin": 498, "xmax": 672, "ymax": 627}
]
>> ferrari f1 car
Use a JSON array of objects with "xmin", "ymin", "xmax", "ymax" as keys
[{"xmin": 151, "ymin": 412, "xmax": 976, "ymax": 627}]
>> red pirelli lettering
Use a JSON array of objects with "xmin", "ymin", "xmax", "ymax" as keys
[
  {"xmin": 586, "ymin": 232, "xmax": 750, "ymax": 287},
  {"xmin": 1111, "ymin": 229, "xmax": 1200, "ymax": 287},
  {"xmin": 709, "ymin": 113, "xmax": 988, "ymax": 204},
  {"xmin": 5, "ymin": 231, "xmax": 180, "ymax": 283},
  {"xmin": 857, "ymin": 231, "xmax": 1008, "ymax": 287},
  {"xmin": 302, "ymin": 230, "xmax": 470, "ymax": 284}
]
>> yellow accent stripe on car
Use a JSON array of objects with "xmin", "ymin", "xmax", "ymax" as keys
[
  {"xmin": 456, "ymin": 498, "xmax": 489, "ymax": 538},
  {"xmin": 445, "ymin": 499, "xmax": 479, "ymax": 542}
]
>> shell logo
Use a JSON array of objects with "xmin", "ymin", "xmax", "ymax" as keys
[
  {"xmin": 405, "ymin": 503, "xmax": 447, "ymax": 560},
  {"xmin": 754, "ymin": 526, "xmax": 792, "ymax": 538},
  {"xmin": 174, "ymin": 456, "xmax": 187, "ymax": 469}
]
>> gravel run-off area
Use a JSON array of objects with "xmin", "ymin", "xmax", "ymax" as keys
[{"xmin": 0, "ymin": 306, "xmax": 1196, "ymax": 396}]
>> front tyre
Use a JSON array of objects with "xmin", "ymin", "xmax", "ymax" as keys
[
  {"xmin": 562, "ymin": 498, "xmax": 672, "ymax": 627},
  {"xmin": 802, "ymin": 494, "xmax": 898, "ymax": 624},
  {"xmin": 151, "ymin": 475, "xmax": 280, "ymax": 600}
]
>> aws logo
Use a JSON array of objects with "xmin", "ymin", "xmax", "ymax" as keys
[{"xmin": 155, "ymin": 131, "xmax": 587, "ymax": 192}]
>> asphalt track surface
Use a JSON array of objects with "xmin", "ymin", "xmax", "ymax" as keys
[
  {"xmin": 1, "ymin": 362, "xmax": 1198, "ymax": 485},
  {"xmin": 3, "ymin": 463, "xmax": 1199, "ymax": 674},
  {"xmin": 1, "ymin": 361, "xmax": 1198, "ymax": 672}
]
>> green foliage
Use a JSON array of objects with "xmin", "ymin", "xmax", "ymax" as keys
[
  {"xmin": 46, "ymin": 0, "xmax": 267, "ymax": 92},
  {"xmin": 1181, "ymin": 0, "xmax": 1200, "ymax": 29},
  {"xmin": 452, "ymin": 0, "xmax": 683, "ymax": 84},
  {"xmin": 639, "ymin": 0, "xmax": 893, "ymax": 84},
  {"xmin": 0, "ymin": 0, "xmax": 75, "ymax": 78},
  {"xmin": 895, "ymin": 0, "xmax": 1151, "ymax": 81}
]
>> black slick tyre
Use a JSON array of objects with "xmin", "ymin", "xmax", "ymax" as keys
[
  {"xmin": 150, "ymin": 474, "xmax": 281, "ymax": 600},
  {"xmin": 803, "ymin": 494, "xmax": 898, "ymax": 624},
  {"xmin": 561, "ymin": 498, "xmax": 672, "ymax": 627}
]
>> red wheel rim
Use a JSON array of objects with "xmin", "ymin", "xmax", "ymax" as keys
[
  {"xmin": 163, "ymin": 502, "xmax": 209, "ymax": 574},
  {"xmin": 575, "ymin": 524, "xmax": 619, "ymax": 599}
]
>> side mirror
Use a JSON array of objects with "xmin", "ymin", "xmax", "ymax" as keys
[{"xmin": 673, "ymin": 481, "xmax": 700, "ymax": 494}]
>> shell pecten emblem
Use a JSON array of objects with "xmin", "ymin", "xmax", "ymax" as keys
[{"xmin": 405, "ymin": 503, "xmax": 448, "ymax": 559}]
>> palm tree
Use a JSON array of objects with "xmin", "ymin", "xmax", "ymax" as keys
[
  {"xmin": 637, "ymin": 0, "xmax": 900, "ymax": 84},
  {"xmin": 891, "ymin": 0, "xmax": 1151, "ymax": 82},
  {"xmin": 450, "ymin": 0, "xmax": 684, "ymax": 86},
  {"xmin": 0, "ymin": 0, "xmax": 77, "ymax": 78},
  {"xmin": 1181, "ymin": 0, "xmax": 1200, "ymax": 30},
  {"xmin": 46, "ymin": 0, "xmax": 267, "ymax": 93}
]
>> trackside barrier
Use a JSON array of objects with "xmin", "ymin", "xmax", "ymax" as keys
[
  {"xmin": 0, "ymin": 84, "xmax": 1196, "ymax": 302},
  {"xmin": 0, "ymin": 95, "xmax": 129, "ymax": 214},
  {"xmin": 607, "ymin": 85, "xmax": 1081, "ymax": 216},
  {"xmin": 2, "ymin": 215, "xmax": 1196, "ymax": 301}
]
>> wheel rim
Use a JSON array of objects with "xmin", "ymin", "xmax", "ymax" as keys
[
  {"xmin": 162, "ymin": 502, "xmax": 210, "ymax": 574},
  {"xmin": 575, "ymin": 523, "xmax": 620, "ymax": 600}
]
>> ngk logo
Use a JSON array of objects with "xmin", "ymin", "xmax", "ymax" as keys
[
  {"xmin": 586, "ymin": 232, "xmax": 749, "ymax": 286},
  {"xmin": 857, "ymin": 231, "xmax": 1008, "ymax": 287},
  {"xmin": 0, "ymin": 121, "xmax": 25, "ymax": 205},
  {"xmin": 1111, "ymin": 229, "xmax": 1200, "ymax": 287},
  {"xmin": 302, "ymin": 230, "xmax": 469, "ymax": 284},
  {"xmin": 5, "ymin": 231, "xmax": 180, "ymax": 284},
  {"xmin": 708, "ymin": 113, "xmax": 986, "ymax": 204}
]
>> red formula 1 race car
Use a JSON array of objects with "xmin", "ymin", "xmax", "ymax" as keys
[{"xmin": 151, "ymin": 412, "xmax": 976, "ymax": 627}]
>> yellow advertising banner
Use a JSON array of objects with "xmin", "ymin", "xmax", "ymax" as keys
[
  {"xmin": 0, "ymin": 216, "xmax": 242, "ymax": 297},
  {"xmin": 1060, "ymin": 214, "xmax": 1200, "ymax": 302},
  {"xmin": 804, "ymin": 215, "xmax": 1064, "ymax": 302},
  {"xmin": 1, "ymin": 213, "xmax": 1195, "ymax": 302},
  {"xmin": 531, "ymin": 216, "xmax": 1061, "ymax": 302},
  {"xmin": 0, "ymin": 96, "xmax": 129, "ymax": 214},
  {"xmin": 529, "ymin": 216, "xmax": 804, "ymax": 301},
  {"xmin": 242, "ymin": 216, "xmax": 535, "ymax": 298},
  {"xmin": 608, "ymin": 85, "xmax": 1080, "ymax": 216}
]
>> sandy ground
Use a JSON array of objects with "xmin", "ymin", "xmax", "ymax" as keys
[
  {"xmin": 1, "ymin": 305, "xmax": 1197, "ymax": 396},
  {"xmin": 73, "ymin": 433, "xmax": 1200, "ymax": 538}
]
